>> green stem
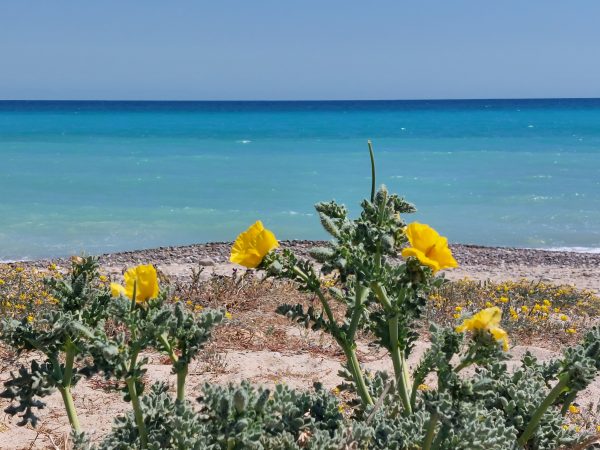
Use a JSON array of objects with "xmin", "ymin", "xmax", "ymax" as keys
[
  {"xmin": 176, "ymin": 365, "xmax": 188, "ymax": 403},
  {"xmin": 157, "ymin": 333, "xmax": 188, "ymax": 402},
  {"xmin": 58, "ymin": 386, "xmax": 81, "ymax": 432},
  {"xmin": 347, "ymin": 284, "xmax": 369, "ymax": 342},
  {"xmin": 293, "ymin": 265, "xmax": 372, "ymax": 406},
  {"xmin": 560, "ymin": 390, "xmax": 578, "ymax": 416},
  {"xmin": 370, "ymin": 281, "xmax": 412, "ymax": 414},
  {"xmin": 126, "ymin": 378, "xmax": 148, "ymax": 449},
  {"xmin": 368, "ymin": 140, "xmax": 376, "ymax": 203},
  {"xmin": 57, "ymin": 342, "xmax": 80, "ymax": 431},
  {"xmin": 293, "ymin": 266, "xmax": 342, "ymax": 338},
  {"xmin": 343, "ymin": 345, "xmax": 374, "ymax": 406},
  {"xmin": 517, "ymin": 375, "xmax": 570, "ymax": 447},
  {"xmin": 422, "ymin": 412, "xmax": 439, "ymax": 450},
  {"xmin": 389, "ymin": 315, "xmax": 412, "ymax": 415}
]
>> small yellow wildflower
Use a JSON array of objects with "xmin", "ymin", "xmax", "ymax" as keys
[
  {"xmin": 533, "ymin": 304, "xmax": 541, "ymax": 312},
  {"xmin": 568, "ymin": 405, "xmax": 580, "ymax": 414},
  {"xmin": 453, "ymin": 313, "xmax": 461, "ymax": 319},
  {"xmin": 401, "ymin": 222, "xmax": 458, "ymax": 273},
  {"xmin": 99, "ymin": 275, "xmax": 108, "ymax": 283},
  {"xmin": 521, "ymin": 306, "xmax": 529, "ymax": 313},
  {"xmin": 0, "ymin": 279, "xmax": 5, "ymax": 285},
  {"xmin": 559, "ymin": 314, "xmax": 568, "ymax": 322},
  {"xmin": 485, "ymin": 301, "xmax": 493, "ymax": 308},
  {"xmin": 455, "ymin": 306, "xmax": 463, "ymax": 312},
  {"xmin": 456, "ymin": 307, "xmax": 509, "ymax": 351},
  {"xmin": 27, "ymin": 315, "xmax": 34, "ymax": 323},
  {"xmin": 16, "ymin": 267, "xmax": 24, "ymax": 273},
  {"xmin": 331, "ymin": 387, "xmax": 341, "ymax": 396},
  {"xmin": 566, "ymin": 328, "xmax": 577, "ymax": 334},
  {"xmin": 543, "ymin": 299, "xmax": 551, "ymax": 306},
  {"xmin": 417, "ymin": 384, "xmax": 430, "ymax": 391},
  {"xmin": 225, "ymin": 311, "xmax": 232, "ymax": 320},
  {"xmin": 49, "ymin": 263, "xmax": 57, "ymax": 271},
  {"xmin": 230, "ymin": 221, "xmax": 279, "ymax": 268},
  {"xmin": 110, "ymin": 264, "xmax": 159, "ymax": 303},
  {"xmin": 499, "ymin": 296, "xmax": 509, "ymax": 303}
]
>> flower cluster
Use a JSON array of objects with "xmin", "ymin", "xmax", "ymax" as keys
[{"xmin": 428, "ymin": 277, "xmax": 600, "ymax": 342}]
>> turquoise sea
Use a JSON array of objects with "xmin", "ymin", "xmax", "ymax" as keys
[{"xmin": 1, "ymin": 99, "xmax": 599, "ymax": 261}]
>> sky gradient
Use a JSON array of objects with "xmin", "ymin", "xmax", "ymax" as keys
[{"xmin": 1, "ymin": 1, "xmax": 599, "ymax": 100}]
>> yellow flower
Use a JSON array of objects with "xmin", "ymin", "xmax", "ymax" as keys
[
  {"xmin": 566, "ymin": 328, "xmax": 576, "ymax": 334},
  {"xmin": 230, "ymin": 221, "xmax": 279, "ymax": 268},
  {"xmin": 521, "ymin": 306, "xmax": 529, "ymax": 313},
  {"xmin": 110, "ymin": 264, "xmax": 159, "ymax": 303},
  {"xmin": 568, "ymin": 405, "xmax": 580, "ymax": 414},
  {"xmin": 0, "ymin": 279, "xmax": 5, "ymax": 285},
  {"xmin": 225, "ymin": 311, "xmax": 232, "ymax": 320},
  {"xmin": 401, "ymin": 222, "xmax": 458, "ymax": 273},
  {"xmin": 485, "ymin": 301, "xmax": 493, "ymax": 308},
  {"xmin": 560, "ymin": 314, "xmax": 568, "ymax": 322},
  {"xmin": 27, "ymin": 315, "xmax": 34, "ymax": 323},
  {"xmin": 417, "ymin": 384, "xmax": 430, "ymax": 391},
  {"xmin": 99, "ymin": 275, "xmax": 108, "ymax": 283},
  {"xmin": 455, "ymin": 306, "xmax": 463, "ymax": 312},
  {"xmin": 499, "ymin": 296, "xmax": 509, "ymax": 304},
  {"xmin": 456, "ymin": 307, "xmax": 509, "ymax": 351}
]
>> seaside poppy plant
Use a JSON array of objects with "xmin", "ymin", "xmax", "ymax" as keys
[
  {"xmin": 401, "ymin": 222, "xmax": 458, "ymax": 273},
  {"xmin": 110, "ymin": 264, "xmax": 159, "ymax": 303},
  {"xmin": 230, "ymin": 220, "xmax": 279, "ymax": 268},
  {"xmin": 456, "ymin": 306, "xmax": 509, "ymax": 351}
]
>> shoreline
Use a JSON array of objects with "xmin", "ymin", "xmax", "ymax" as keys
[
  {"xmin": 2, "ymin": 240, "xmax": 598, "ymax": 293},
  {"xmin": 4, "ymin": 240, "xmax": 600, "ymax": 267}
]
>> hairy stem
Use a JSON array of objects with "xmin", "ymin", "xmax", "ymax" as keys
[
  {"xmin": 560, "ymin": 390, "xmax": 578, "ymax": 416},
  {"xmin": 57, "ymin": 341, "xmax": 80, "ymax": 431},
  {"xmin": 58, "ymin": 386, "xmax": 81, "ymax": 432},
  {"xmin": 422, "ymin": 412, "xmax": 439, "ymax": 450},
  {"xmin": 371, "ymin": 281, "xmax": 413, "ymax": 413},
  {"xmin": 343, "ymin": 345, "xmax": 374, "ymax": 406},
  {"xmin": 126, "ymin": 378, "xmax": 148, "ymax": 448},
  {"xmin": 347, "ymin": 284, "xmax": 369, "ymax": 342},
  {"xmin": 368, "ymin": 140, "xmax": 376, "ymax": 203},
  {"xmin": 158, "ymin": 333, "xmax": 187, "ymax": 402},
  {"xmin": 293, "ymin": 265, "xmax": 372, "ymax": 406},
  {"xmin": 389, "ymin": 315, "xmax": 412, "ymax": 415},
  {"xmin": 517, "ymin": 375, "xmax": 570, "ymax": 447},
  {"xmin": 176, "ymin": 365, "xmax": 188, "ymax": 403}
]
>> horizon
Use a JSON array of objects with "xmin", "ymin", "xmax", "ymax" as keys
[{"xmin": 3, "ymin": 97, "xmax": 600, "ymax": 102}]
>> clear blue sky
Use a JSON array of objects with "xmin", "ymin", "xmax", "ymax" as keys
[{"xmin": 1, "ymin": 1, "xmax": 599, "ymax": 100}]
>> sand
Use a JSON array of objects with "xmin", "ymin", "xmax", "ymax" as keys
[{"xmin": 1, "ymin": 242, "xmax": 599, "ymax": 448}]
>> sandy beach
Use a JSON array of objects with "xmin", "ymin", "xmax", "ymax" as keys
[{"xmin": 1, "ymin": 242, "xmax": 599, "ymax": 448}]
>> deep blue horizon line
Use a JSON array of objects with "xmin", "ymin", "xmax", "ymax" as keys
[{"xmin": 2, "ymin": 97, "xmax": 600, "ymax": 103}]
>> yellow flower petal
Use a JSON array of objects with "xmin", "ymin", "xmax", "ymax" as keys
[
  {"xmin": 112, "ymin": 264, "xmax": 159, "ymax": 303},
  {"xmin": 230, "ymin": 221, "xmax": 279, "ymax": 268},
  {"xmin": 402, "ymin": 222, "xmax": 457, "ymax": 273},
  {"xmin": 456, "ymin": 307, "xmax": 509, "ymax": 351},
  {"xmin": 111, "ymin": 282, "xmax": 127, "ymax": 298},
  {"xmin": 401, "ymin": 247, "xmax": 440, "ymax": 272},
  {"xmin": 490, "ymin": 327, "xmax": 510, "ymax": 351}
]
